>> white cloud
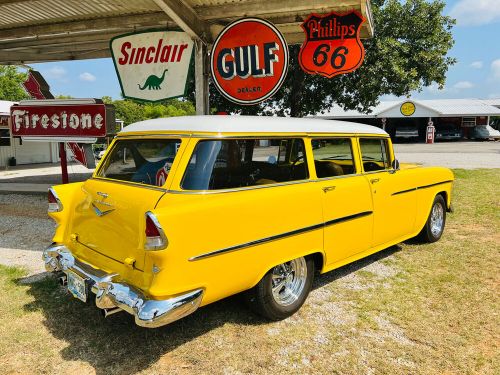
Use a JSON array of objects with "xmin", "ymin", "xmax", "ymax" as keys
[
  {"xmin": 425, "ymin": 83, "xmax": 447, "ymax": 93},
  {"xmin": 44, "ymin": 66, "xmax": 68, "ymax": 82},
  {"xmin": 79, "ymin": 72, "xmax": 96, "ymax": 82},
  {"xmin": 450, "ymin": 0, "xmax": 500, "ymax": 26},
  {"xmin": 453, "ymin": 81, "xmax": 474, "ymax": 89},
  {"xmin": 492, "ymin": 59, "xmax": 500, "ymax": 80},
  {"xmin": 470, "ymin": 61, "xmax": 483, "ymax": 69}
]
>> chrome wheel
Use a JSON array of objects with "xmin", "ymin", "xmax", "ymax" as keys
[
  {"xmin": 430, "ymin": 202, "xmax": 444, "ymax": 237},
  {"xmin": 271, "ymin": 258, "xmax": 308, "ymax": 306}
]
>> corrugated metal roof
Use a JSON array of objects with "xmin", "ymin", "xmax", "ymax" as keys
[
  {"xmin": 0, "ymin": 0, "xmax": 374, "ymax": 64},
  {"xmin": 318, "ymin": 99, "xmax": 500, "ymax": 118}
]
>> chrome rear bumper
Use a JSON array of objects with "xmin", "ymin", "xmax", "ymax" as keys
[{"xmin": 43, "ymin": 244, "xmax": 203, "ymax": 328}]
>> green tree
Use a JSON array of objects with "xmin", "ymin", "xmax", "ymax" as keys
[
  {"xmin": 0, "ymin": 66, "xmax": 29, "ymax": 101},
  {"xmin": 105, "ymin": 97, "xmax": 196, "ymax": 125},
  {"xmin": 207, "ymin": 0, "xmax": 456, "ymax": 117}
]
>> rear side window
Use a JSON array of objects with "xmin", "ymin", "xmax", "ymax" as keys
[
  {"xmin": 97, "ymin": 139, "xmax": 181, "ymax": 186},
  {"xmin": 312, "ymin": 138, "xmax": 356, "ymax": 178},
  {"xmin": 359, "ymin": 138, "xmax": 391, "ymax": 172},
  {"xmin": 182, "ymin": 138, "xmax": 308, "ymax": 190}
]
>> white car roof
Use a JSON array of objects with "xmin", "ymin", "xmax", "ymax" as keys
[{"xmin": 119, "ymin": 115, "xmax": 388, "ymax": 136}]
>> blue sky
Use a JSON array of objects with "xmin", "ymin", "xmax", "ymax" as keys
[{"xmin": 31, "ymin": 0, "xmax": 500, "ymax": 102}]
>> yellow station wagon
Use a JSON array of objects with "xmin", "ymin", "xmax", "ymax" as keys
[{"xmin": 43, "ymin": 116, "xmax": 454, "ymax": 328}]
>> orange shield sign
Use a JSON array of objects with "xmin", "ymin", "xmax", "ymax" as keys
[{"xmin": 299, "ymin": 11, "xmax": 365, "ymax": 78}]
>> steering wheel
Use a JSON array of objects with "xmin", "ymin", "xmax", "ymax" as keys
[{"xmin": 290, "ymin": 155, "xmax": 305, "ymax": 179}]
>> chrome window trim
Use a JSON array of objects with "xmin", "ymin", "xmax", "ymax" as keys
[
  {"xmin": 90, "ymin": 177, "xmax": 167, "ymax": 192},
  {"xmin": 189, "ymin": 211, "xmax": 373, "ymax": 261},
  {"xmin": 168, "ymin": 179, "xmax": 311, "ymax": 195},
  {"xmin": 313, "ymin": 173, "xmax": 362, "ymax": 182}
]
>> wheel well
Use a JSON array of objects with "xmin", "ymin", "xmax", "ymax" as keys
[
  {"xmin": 308, "ymin": 252, "xmax": 324, "ymax": 273},
  {"xmin": 437, "ymin": 191, "xmax": 449, "ymax": 210}
]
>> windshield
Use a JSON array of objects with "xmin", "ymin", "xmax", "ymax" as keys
[{"xmin": 97, "ymin": 139, "xmax": 181, "ymax": 187}]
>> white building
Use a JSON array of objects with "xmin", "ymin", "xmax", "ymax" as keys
[
  {"xmin": 316, "ymin": 98, "xmax": 500, "ymax": 141},
  {"xmin": 0, "ymin": 100, "xmax": 60, "ymax": 167}
]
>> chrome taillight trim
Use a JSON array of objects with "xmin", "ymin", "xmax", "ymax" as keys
[
  {"xmin": 144, "ymin": 211, "xmax": 168, "ymax": 250},
  {"xmin": 48, "ymin": 187, "xmax": 63, "ymax": 213}
]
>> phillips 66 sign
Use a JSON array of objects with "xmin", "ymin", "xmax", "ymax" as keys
[
  {"xmin": 110, "ymin": 30, "xmax": 194, "ymax": 102},
  {"xmin": 299, "ymin": 11, "xmax": 365, "ymax": 78},
  {"xmin": 210, "ymin": 18, "xmax": 289, "ymax": 105}
]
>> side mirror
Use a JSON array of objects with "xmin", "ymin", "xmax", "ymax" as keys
[{"xmin": 392, "ymin": 159, "xmax": 400, "ymax": 171}]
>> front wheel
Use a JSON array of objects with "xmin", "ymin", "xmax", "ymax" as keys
[
  {"xmin": 417, "ymin": 194, "xmax": 446, "ymax": 243},
  {"xmin": 245, "ymin": 256, "xmax": 315, "ymax": 321}
]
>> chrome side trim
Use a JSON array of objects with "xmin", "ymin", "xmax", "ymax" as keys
[
  {"xmin": 417, "ymin": 180, "xmax": 453, "ymax": 190},
  {"xmin": 42, "ymin": 245, "xmax": 204, "ymax": 328},
  {"xmin": 391, "ymin": 180, "xmax": 453, "ymax": 196},
  {"xmin": 189, "ymin": 211, "xmax": 373, "ymax": 261}
]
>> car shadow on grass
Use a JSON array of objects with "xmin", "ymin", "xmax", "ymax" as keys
[{"xmin": 18, "ymin": 245, "xmax": 402, "ymax": 374}]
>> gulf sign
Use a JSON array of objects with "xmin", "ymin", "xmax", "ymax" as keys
[
  {"xmin": 110, "ymin": 30, "xmax": 194, "ymax": 102},
  {"xmin": 10, "ymin": 101, "xmax": 114, "ymax": 138},
  {"xmin": 299, "ymin": 11, "xmax": 365, "ymax": 78},
  {"xmin": 211, "ymin": 18, "xmax": 289, "ymax": 105}
]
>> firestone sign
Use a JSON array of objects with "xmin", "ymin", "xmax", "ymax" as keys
[
  {"xmin": 10, "ymin": 102, "xmax": 114, "ymax": 138},
  {"xmin": 299, "ymin": 11, "xmax": 365, "ymax": 78},
  {"xmin": 210, "ymin": 18, "xmax": 289, "ymax": 105},
  {"xmin": 110, "ymin": 30, "xmax": 194, "ymax": 102}
]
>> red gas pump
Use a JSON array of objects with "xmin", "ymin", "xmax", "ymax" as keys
[{"xmin": 426, "ymin": 120, "xmax": 435, "ymax": 144}]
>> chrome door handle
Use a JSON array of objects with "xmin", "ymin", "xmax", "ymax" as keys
[
  {"xmin": 322, "ymin": 186, "xmax": 336, "ymax": 193},
  {"xmin": 370, "ymin": 178, "xmax": 380, "ymax": 184}
]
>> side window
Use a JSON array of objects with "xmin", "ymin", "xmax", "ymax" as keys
[
  {"xmin": 359, "ymin": 138, "xmax": 391, "ymax": 172},
  {"xmin": 182, "ymin": 138, "xmax": 308, "ymax": 190},
  {"xmin": 98, "ymin": 139, "xmax": 181, "ymax": 186},
  {"xmin": 312, "ymin": 138, "xmax": 356, "ymax": 178}
]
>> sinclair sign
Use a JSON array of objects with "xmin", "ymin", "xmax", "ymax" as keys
[
  {"xmin": 299, "ymin": 11, "xmax": 365, "ymax": 78},
  {"xmin": 10, "ymin": 99, "xmax": 115, "ymax": 140},
  {"xmin": 110, "ymin": 30, "xmax": 194, "ymax": 102},
  {"xmin": 210, "ymin": 18, "xmax": 289, "ymax": 105}
]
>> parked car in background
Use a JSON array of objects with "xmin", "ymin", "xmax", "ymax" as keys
[
  {"xmin": 395, "ymin": 124, "xmax": 419, "ymax": 140},
  {"xmin": 43, "ymin": 116, "xmax": 454, "ymax": 328},
  {"xmin": 473, "ymin": 124, "xmax": 500, "ymax": 140},
  {"xmin": 435, "ymin": 124, "xmax": 462, "ymax": 141}
]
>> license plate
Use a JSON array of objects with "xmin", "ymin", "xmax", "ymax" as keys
[{"xmin": 67, "ymin": 271, "xmax": 87, "ymax": 302}]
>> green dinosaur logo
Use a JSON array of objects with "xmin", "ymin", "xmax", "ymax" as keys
[{"xmin": 138, "ymin": 69, "xmax": 168, "ymax": 90}]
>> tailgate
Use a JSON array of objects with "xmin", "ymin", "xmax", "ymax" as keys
[{"xmin": 69, "ymin": 178, "xmax": 164, "ymax": 270}]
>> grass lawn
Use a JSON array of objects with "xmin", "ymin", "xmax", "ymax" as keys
[{"xmin": 0, "ymin": 169, "xmax": 498, "ymax": 374}]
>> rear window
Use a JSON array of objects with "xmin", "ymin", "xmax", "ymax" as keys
[
  {"xmin": 182, "ymin": 138, "xmax": 308, "ymax": 190},
  {"xmin": 97, "ymin": 139, "xmax": 181, "ymax": 187}
]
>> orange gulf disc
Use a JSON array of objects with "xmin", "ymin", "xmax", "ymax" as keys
[{"xmin": 210, "ymin": 18, "xmax": 289, "ymax": 105}]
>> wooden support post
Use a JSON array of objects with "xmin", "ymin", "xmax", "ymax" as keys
[
  {"xmin": 195, "ymin": 39, "xmax": 209, "ymax": 115},
  {"xmin": 59, "ymin": 142, "xmax": 69, "ymax": 184}
]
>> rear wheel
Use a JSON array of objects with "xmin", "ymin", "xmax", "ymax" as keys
[
  {"xmin": 417, "ymin": 194, "xmax": 446, "ymax": 243},
  {"xmin": 245, "ymin": 256, "xmax": 314, "ymax": 321}
]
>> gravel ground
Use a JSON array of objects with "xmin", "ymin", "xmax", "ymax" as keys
[{"xmin": 0, "ymin": 194, "xmax": 54, "ymax": 274}]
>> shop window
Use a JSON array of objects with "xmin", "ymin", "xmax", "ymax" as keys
[
  {"xmin": 0, "ymin": 129, "xmax": 10, "ymax": 146},
  {"xmin": 462, "ymin": 117, "xmax": 476, "ymax": 127},
  {"xmin": 359, "ymin": 138, "xmax": 391, "ymax": 172},
  {"xmin": 312, "ymin": 138, "xmax": 356, "ymax": 177},
  {"xmin": 182, "ymin": 138, "xmax": 308, "ymax": 190}
]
